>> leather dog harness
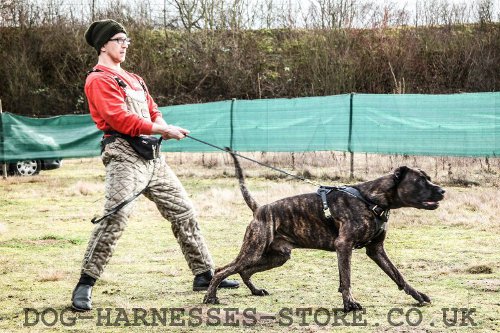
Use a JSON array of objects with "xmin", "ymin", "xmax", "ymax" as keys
[{"xmin": 316, "ymin": 186, "xmax": 389, "ymax": 249}]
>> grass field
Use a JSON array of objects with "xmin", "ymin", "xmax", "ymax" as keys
[{"xmin": 0, "ymin": 153, "xmax": 498, "ymax": 332}]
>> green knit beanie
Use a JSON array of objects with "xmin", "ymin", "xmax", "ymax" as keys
[{"xmin": 85, "ymin": 19, "xmax": 127, "ymax": 54}]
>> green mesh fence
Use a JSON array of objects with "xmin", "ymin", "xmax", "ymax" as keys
[
  {"xmin": 352, "ymin": 93, "xmax": 499, "ymax": 156},
  {"xmin": 0, "ymin": 113, "xmax": 101, "ymax": 162},
  {"xmin": 231, "ymin": 96, "xmax": 351, "ymax": 152},
  {"xmin": 0, "ymin": 93, "xmax": 498, "ymax": 162},
  {"xmin": 159, "ymin": 100, "xmax": 232, "ymax": 152}
]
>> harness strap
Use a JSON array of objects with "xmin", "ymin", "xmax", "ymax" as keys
[
  {"xmin": 316, "ymin": 185, "xmax": 390, "ymax": 249},
  {"xmin": 336, "ymin": 186, "xmax": 389, "ymax": 221},
  {"xmin": 317, "ymin": 187, "xmax": 334, "ymax": 220},
  {"xmin": 115, "ymin": 77, "xmax": 127, "ymax": 88},
  {"xmin": 87, "ymin": 68, "xmax": 146, "ymax": 92}
]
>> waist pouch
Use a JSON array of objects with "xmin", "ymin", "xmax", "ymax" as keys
[{"xmin": 102, "ymin": 132, "xmax": 162, "ymax": 160}]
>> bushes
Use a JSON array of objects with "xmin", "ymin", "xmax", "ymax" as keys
[{"xmin": 0, "ymin": 23, "xmax": 498, "ymax": 116}]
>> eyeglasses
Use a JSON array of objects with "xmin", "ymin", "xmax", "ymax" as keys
[{"xmin": 109, "ymin": 38, "xmax": 131, "ymax": 45}]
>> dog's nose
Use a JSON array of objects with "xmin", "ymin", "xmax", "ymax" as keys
[{"xmin": 438, "ymin": 188, "xmax": 446, "ymax": 195}]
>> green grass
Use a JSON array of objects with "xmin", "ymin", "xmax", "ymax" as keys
[{"xmin": 0, "ymin": 157, "xmax": 498, "ymax": 332}]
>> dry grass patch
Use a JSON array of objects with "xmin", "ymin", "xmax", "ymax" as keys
[
  {"xmin": 466, "ymin": 265, "xmax": 494, "ymax": 274},
  {"xmin": 467, "ymin": 279, "xmax": 500, "ymax": 292},
  {"xmin": 38, "ymin": 270, "xmax": 66, "ymax": 282},
  {"xmin": 69, "ymin": 180, "xmax": 103, "ymax": 196}
]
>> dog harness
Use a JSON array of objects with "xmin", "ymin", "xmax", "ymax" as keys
[{"xmin": 316, "ymin": 186, "xmax": 389, "ymax": 249}]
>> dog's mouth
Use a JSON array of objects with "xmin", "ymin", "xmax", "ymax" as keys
[
  {"xmin": 421, "ymin": 201, "xmax": 440, "ymax": 209},
  {"xmin": 419, "ymin": 193, "xmax": 444, "ymax": 210}
]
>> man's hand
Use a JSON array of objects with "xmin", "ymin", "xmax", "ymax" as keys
[
  {"xmin": 162, "ymin": 125, "xmax": 190, "ymax": 140},
  {"xmin": 152, "ymin": 122, "xmax": 190, "ymax": 140}
]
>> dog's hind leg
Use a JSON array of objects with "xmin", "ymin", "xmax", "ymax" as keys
[
  {"xmin": 239, "ymin": 248, "xmax": 291, "ymax": 296},
  {"xmin": 365, "ymin": 242, "xmax": 431, "ymax": 305},
  {"xmin": 203, "ymin": 260, "xmax": 243, "ymax": 304},
  {"xmin": 203, "ymin": 220, "xmax": 269, "ymax": 304}
]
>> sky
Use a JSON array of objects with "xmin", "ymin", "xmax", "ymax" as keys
[{"xmin": 15, "ymin": 0, "xmax": 500, "ymax": 28}]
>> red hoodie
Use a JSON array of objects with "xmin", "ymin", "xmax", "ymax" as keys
[{"xmin": 85, "ymin": 64, "xmax": 162, "ymax": 136}]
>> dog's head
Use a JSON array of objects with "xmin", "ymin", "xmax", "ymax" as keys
[{"xmin": 393, "ymin": 166, "xmax": 445, "ymax": 210}]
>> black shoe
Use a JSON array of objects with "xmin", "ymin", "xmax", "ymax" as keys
[
  {"xmin": 193, "ymin": 271, "xmax": 239, "ymax": 291},
  {"xmin": 71, "ymin": 284, "xmax": 92, "ymax": 312}
]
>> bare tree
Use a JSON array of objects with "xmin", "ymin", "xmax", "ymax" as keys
[
  {"xmin": 0, "ymin": 0, "xmax": 42, "ymax": 27},
  {"xmin": 308, "ymin": 0, "xmax": 358, "ymax": 29},
  {"xmin": 171, "ymin": 0, "xmax": 203, "ymax": 31},
  {"xmin": 477, "ymin": 0, "xmax": 493, "ymax": 24}
]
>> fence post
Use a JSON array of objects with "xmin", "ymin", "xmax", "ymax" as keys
[
  {"xmin": 230, "ymin": 98, "xmax": 236, "ymax": 150},
  {"xmin": 348, "ymin": 93, "xmax": 355, "ymax": 179},
  {"xmin": 0, "ymin": 99, "xmax": 7, "ymax": 179}
]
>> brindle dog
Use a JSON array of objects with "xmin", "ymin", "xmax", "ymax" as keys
[{"xmin": 203, "ymin": 152, "xmax": 445, "ymax": 312}]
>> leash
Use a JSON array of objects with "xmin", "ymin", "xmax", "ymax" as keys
[
  {"xmin": 186, "ymin": 134, "xmax": 322, "ymax": 187},
  {"xmin": 91, "ymin": 137, "xmax": 163, "ymax": 224}
]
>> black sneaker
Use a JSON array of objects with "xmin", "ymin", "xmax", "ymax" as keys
[
  {"xmin": 193, "ymin": 271, "xmax": 239, "ymax": 291},
  {"xmin": 71, "ymin": 284, "xmax": 92, "ymax": 312}
]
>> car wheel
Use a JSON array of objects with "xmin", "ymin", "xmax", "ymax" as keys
[{"xmin": 9, "ymin": 160, "xmax": 41, "ymax": 176}]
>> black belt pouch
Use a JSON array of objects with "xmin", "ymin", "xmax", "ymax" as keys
[{"xmin": 102, "ymin": 132, "xmax": 161, "ymax": 160}]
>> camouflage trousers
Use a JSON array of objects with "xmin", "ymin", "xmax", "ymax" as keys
[{"xmin": 81, "ymin": 137, "xmax": 214, "ymax": 279}]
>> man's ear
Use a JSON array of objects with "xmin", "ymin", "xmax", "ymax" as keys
[{"xmin": 394, "ymin": 166, "xmax": 409, "ymax": 181}]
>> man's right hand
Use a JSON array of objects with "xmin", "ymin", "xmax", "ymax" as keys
[
  {"xmin": 162, "ymin": 125, "xmax": 190, "ymax": 140},
  {"xmin": 152, "ymin": 123, "xmax": 190, "ymax": 140}
]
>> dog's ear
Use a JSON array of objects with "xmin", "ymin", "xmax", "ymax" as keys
[
  {"xmin": 394, "ymin": 166, "xmax": 409, "ymax": 182},
  {"xmin": 418, "ymin": 169, "xmax": 431, "ymax": 181}
]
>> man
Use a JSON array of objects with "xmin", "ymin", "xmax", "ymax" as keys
[{"xmin": 72, "ymin": 19, "xmax": 238, "ymax": 312}]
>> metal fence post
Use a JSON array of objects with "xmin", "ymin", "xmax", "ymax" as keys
[
  {"xmin": 348, "ymin": 93, "xmax": 355, "ymax": 179},
  {"xmin": 0, "ymin": 99, "xmax": 7, "ymax": 179}
]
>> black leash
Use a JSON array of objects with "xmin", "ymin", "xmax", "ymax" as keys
[
  {"xmin": 91, "ymin": 137, "xmax": 163, "ymax": 224},
  {"xmin": 92, "ymin": 134, "xmax": 318, "ymax": 225},
  {"xmin": 186, "ymin": 134, "xmax": 321, "ymax": 187}
]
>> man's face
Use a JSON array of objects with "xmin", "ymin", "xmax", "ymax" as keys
[{"xmin": 101, "ymin": 32, "xmax": 129, "ymax": 63}]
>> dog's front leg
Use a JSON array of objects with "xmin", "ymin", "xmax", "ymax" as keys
[
  {"xmin": 335, "ymin": 238, "xmax": 362, "ymax": 312},
  {"xmin": 366, "ymin": 242, "xmax": 431, "ymax": 305}
]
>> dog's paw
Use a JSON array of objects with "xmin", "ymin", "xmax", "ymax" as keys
[
  {"xmin": 203, "ymin": 295, "xmax": 220, "ymax": 304},
  {"xmin": 343, "ymin": 300, "xmax": 363, "ymax": 313},
  {"xmin": 414, "ymin": 291, "xmax": 431, "ymax": 305},
  {"xmin": 252, "ymin": 289, "xmax": 269, "ymax": 296},
  {"xmin": 406, "ymin": 287, "xmax": 431, "ymax": 305}
]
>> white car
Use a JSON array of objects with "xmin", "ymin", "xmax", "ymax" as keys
[{"xmin": 1, "ymin": 159, "xmax": 62, "ymax": 176}]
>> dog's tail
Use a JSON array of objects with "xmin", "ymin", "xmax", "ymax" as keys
[{"xmin": 228, "ymin": 150, "xmax": 259, "ymax": 213}]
